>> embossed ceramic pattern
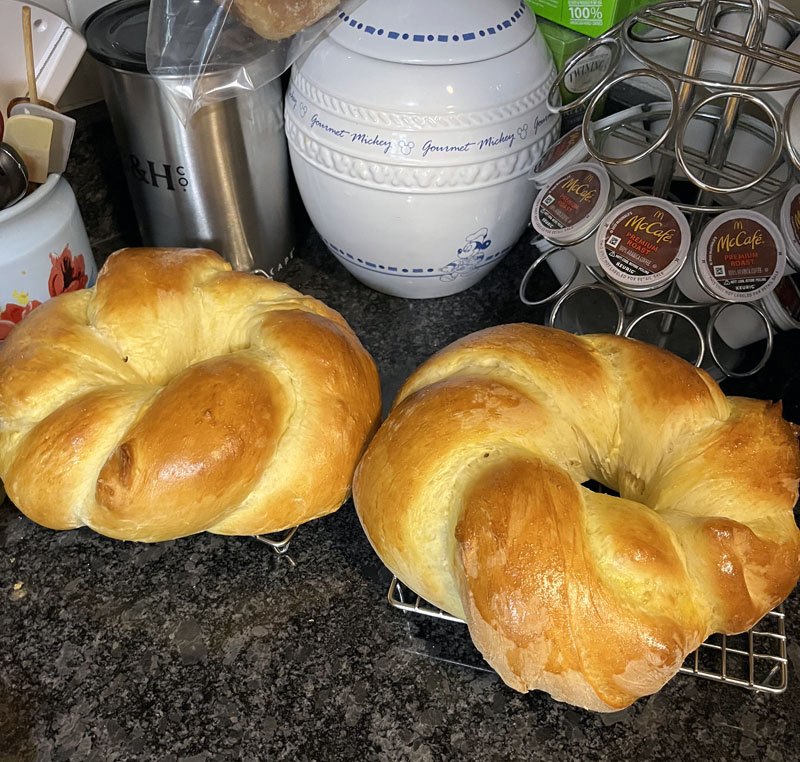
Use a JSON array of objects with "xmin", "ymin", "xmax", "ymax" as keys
[{"xmin": 285, "ymin": 0, "xmax": 558, "ymax": 298}]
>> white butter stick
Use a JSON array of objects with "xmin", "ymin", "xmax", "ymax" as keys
[
  {"xmin": 4, "ymin": 114, "xmax": 53, "ymax": 184},
  {"xmin": 9, "ymin": 102, "xmax": 76, "ymax": 174}
]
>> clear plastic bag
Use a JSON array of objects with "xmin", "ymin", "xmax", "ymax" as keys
[{"xmin": 146, "ymin": 0, "xmax": 364, "ymax": 124}]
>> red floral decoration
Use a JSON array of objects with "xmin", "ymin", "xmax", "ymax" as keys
[
  {"xmin": 49, "ymin": 245, "xmax": 88, "ymax": 297},
  {"xmin": 0, "ymin": 300, "xmax": 42, "ymax": 340},
  {"xmin": 1, "ymin": 243, "xmax": 90, "ymax": 342}
]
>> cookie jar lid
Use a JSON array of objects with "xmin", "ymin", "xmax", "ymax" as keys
[{"xmin": 327, "ymin": 0, "xmax": 536, "ymax": 65}]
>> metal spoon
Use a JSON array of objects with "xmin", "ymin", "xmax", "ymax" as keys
[{"xmin": 0, "ymin": 141, "xmax": 29, "ymax": 210}]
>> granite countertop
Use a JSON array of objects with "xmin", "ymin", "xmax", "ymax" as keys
[{"xmin": 2, "ymin": 107, "xmax": 800, "ymax": 762}]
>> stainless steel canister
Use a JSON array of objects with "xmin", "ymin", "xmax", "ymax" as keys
[{"xmin": 84, "ymin": 0, "xmax": 293, "ymax": 275}]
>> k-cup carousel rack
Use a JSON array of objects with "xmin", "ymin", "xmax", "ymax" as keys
[
  {"xmin": 387, "ymin": 577, "xmax": 790, "ymax": 694},
  {"xmin": 523, "ymin": 0, "xmax": 800, "ymax": 379}
]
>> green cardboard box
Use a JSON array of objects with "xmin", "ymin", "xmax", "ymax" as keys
[
  {"xmin": 537, "ymin": 16, "xmax": 611, "ymax": 109},
  {"xmin": 526, "ymin": 0, "xmax": 651, "ymax": 38},
  {"xmin": 537, "ymin": 17, "xmax": 591, "ymax": 106},
  {"xmin": 537, "ymin": 16, "xmax": 591, "ymax": 72}
]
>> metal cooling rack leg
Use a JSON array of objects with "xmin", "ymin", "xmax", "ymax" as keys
[{"xmin": 252, "ymin": 526, "xmax": 299, "ymax": 565}]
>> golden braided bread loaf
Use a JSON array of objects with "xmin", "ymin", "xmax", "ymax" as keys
[
  {"xmin": 0, "ymin": 248, "xmax": 381, "ymax": 542},
  {"xmin": 354, "ymin": 324, "xmax": 800, "ymax": 711}
]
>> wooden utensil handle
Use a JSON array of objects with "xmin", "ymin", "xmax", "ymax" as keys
[{"xmin": 22, "ymin": 6, "xmax": 38, "ymax": 106}]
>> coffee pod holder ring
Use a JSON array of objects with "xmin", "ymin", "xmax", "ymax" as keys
[
  {"xmin": 530, "ymin": 0, "xmax": 799, "ymax": 379},
  {"xmin": 673, "ymin": 90, "xmax": 783, "ymax": 194},
  {"xmin": 546, "ymin": 36, "xmax": 624, "ymax": 115},
  {"xmin": 519, "ymin": 245, "xmax": 775, "ymax": 379}
]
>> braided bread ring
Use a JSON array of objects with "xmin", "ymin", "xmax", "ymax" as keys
[
  {"xmin": 0, "ymin": 248, "xmax": 381, "ymax": 542},
  {"xmin": 353, "ymin": 324, "xmax": 800, "ymax": 711}
]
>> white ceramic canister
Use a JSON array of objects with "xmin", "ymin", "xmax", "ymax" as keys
[
  {"xmin": 285, "ymin": 0, "xmax": 559, "ymax": 298},
  {"xmin": 0, "ymin": 174, "xmax": 97, "ymax": 341},
  {"xmin": 529, "ymin": 124, "xmax": 589, "ymax": 188},
  {"xmin": 714, "ymin": 274, "xmax": 800, "ymax": 349},
  {"xmin": 676, "ymin": 209, "xmax": 786, "ymax": 303},
  {"xmin": 778, "ymin": 183, "xmax": 800, "ymax": 272},
  {"xmin": 595, "ymin": 196, "xmax": 690, "ymax": 297},
  {"xmin": 530, "ymin": 162, "xmax": 613, "ymax": 266}
]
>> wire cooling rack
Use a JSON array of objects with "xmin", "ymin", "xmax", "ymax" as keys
[
  {"xmin": 388, "ymin": 577, "xmax": 789, "ymax": 694},
  {"xmin": 252, "ymin": 526, "xmax": 298, "ymax": 565}
]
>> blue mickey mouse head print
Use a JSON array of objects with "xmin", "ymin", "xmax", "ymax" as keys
[
  {"xmin": 517, "ymin": 124, "xmax": 529, "ymax": 140},
  {"xmin": 396, "ymin": 139, "xmax": 415, "ymax": 156},
  {"xmin": 299, "ymin": 103, "xmax": 308, "ymax": 117}
]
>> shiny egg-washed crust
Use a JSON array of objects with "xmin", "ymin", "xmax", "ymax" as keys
[
  {"xmin": 353, "ymin": 324, "xmax": 800, "ymax": 712},
  {"xmin": 0, "ymin": 248, "xmax": 381, "ymax": 542},
  {"xmin": 225, "ymin": 0, "xmax": 339, "ymax": 40}
]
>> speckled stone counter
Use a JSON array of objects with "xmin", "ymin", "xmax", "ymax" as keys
[{"xmin": 2, "ymin": 107, "xmax": 800, "ymax": 762}]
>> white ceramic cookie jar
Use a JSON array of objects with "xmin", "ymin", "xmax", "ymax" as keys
[{"xmin": 285, "ymin": 0, "xmax": 558, "ymax": 298}]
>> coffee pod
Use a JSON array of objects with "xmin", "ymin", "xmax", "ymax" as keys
[
  {"xmin": 529, "ymin": 125, "xmax": 590, "ymax": 188},
  {"xmin": 591, "ymin": 105, "xmax": 654, "ymax": 189},
  {"xmin": 647, "ymin": 101, "xmax": 718, "ymax": 180},
  {"xmin": 722, "ymin": 114, "xmax": 785, "ymax": 205},
  {"xmin": 530, "ymin": 162, "xmax": 613, "ymax": 266},
  {"xmin": 700, "ymin": 5, "xmax": 793, "ymax": 84},
  {"xmin": 677, "ymin": 210, "xmax": 787, "ymax": 303},
  {"xmin": 595, "ymin": 197, "xmax": 690, "ymax": 297},
  {"xmin": 714, "ymin": 274, "xmax": 800, "ymax": 349},
  {"xmin": 755, "ymin": 34, "xmax": 800, "ymax": 115},
  {"xmin": 778, "ymin": 183, "xmax": 800, "ymax": 273}
]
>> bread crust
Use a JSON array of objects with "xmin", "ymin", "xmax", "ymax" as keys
[
  {"xmin": 225, "ymin": 0, "xmax": 340, "ymax": 40},
  {"xmin": 0, "ymin": 248, "xmax": 381, "ymax": 541},
  {"xmin": 353, "ymin": 324, "xmax": 800, "ymax": 710}
]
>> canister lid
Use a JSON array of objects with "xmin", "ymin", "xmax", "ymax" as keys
[
  {"xmin": 328, "ymin": 0, "xmax": 536, "ymax": 65},
  {"xmin": 83, "ymin": 0, "xmax": 149, "ymax": 74},
  {"xmin": 595, "ymin": 196, "xmax": 690, "ymax": 291},
  {"xmin": 694, "ymin": 209, "xmax": 786, "ymax": 302},
  {"xmin": 84, "ymin": 0, "xmax": 263, "ymax": 76}
]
